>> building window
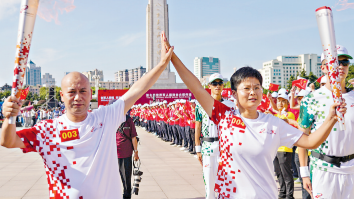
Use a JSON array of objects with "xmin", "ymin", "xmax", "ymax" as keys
[{"xmin": 273, "ymin": 77, "xmax": 276, "ymax": 79}]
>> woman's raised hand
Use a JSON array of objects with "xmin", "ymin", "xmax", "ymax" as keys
[{"xmin": 159, "ymin": 31, "xmax": 174, "ymax": 67}]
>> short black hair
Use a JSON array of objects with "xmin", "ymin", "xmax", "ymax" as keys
[{"xmin": 230, "ymin": 66, "xmax": 263, "ymax": 91}]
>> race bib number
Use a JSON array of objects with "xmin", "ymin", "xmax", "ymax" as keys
[
  {"xmin": 230, "ymin": 116, "xmax": 246, "ymax": 129},
  {"xmin": 60, "ymin": 129, "xmax": 80, "ymax": 142}
]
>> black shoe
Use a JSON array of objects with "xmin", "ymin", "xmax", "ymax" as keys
[
  {"xmin": 190, "ymin": 152, "xmax": 196, "ymax": 155},
  {"xmin": 170, "ymin": 143, "xmax": 175, "ymax": 145}
]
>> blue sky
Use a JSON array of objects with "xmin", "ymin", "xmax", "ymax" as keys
[{"xmin": 0, "ymin": 0, "xmax": 353, "ymax": 87}]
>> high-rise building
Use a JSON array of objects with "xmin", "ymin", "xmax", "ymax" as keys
[
  {"xmin": 42, "ymin": 73, "xmax": 56, "ymax": 87},
  {"xmin": 115, "ymin": 70, "xmax": 129, "ymax": 82},
  {"xmin": 258, "ymin": 54, "xmax": 324, "ymax": 89},
  {"xmin": 146, "ymin": 0, "xmax": 176, "ymax": 84},
  {"xmin": 89, "ymin": 81, "xmax": 129, "ymax": 90},
  {"xmin": 194, "ymin": 57, "xmax": 221, "ymax": 79},
  {"xmin": 115, "ymin": 66, "xmax": 147, "ymax": 86},
  {"xmin": 82, "ymin": 69, "xmax": 104, "ymax": 82},
  {"xmin": 24, "ymin": 60, "xmax": 42, "ymax": 86}
]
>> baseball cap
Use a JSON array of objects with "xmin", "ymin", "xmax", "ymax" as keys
[
  {"xmin": 180, "ymin": 99, "xmax": 186, "ymax": 104},
  {"xmin": 337, "ymin": 45, "xmax": 353, "ymax": 59},
  {"xmin": 296, "ymin": 90, "xmax": 310, "ymax": 98},
  {"xmin": 163, "ymin": 100, "xmax": 167, "ymax": 104},
  {"xmin": 209, "ymin": 73, "xmax": 224, "ymax": 83},
  {"xmin": 278, "ymin": 88, "xmax": 287, "ymax": 95},
  {"xmin": 271, "ymin": 92, "xmax": 278, "ymax": 98},
  {"xmin": 190, "ymin": 99, "xmax": 196, "ymax": 103},
  {"xmin": 277, "ymin": 93, "xmax": 289, "ymax": 101}
]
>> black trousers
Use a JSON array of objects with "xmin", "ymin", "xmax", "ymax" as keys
[
  {"xmin": 178, "ymin": 126, "xmax": 187, "ymax": 148},
  {"xmin": 118, "ymin": 156, "xmax": 133, "ymax": 199},
  {"xmin": 189, "ymin": 128, "xmax": 195, "ymax": 152},
  {"xmin": 294, "ymin": 153, "xmax": 311, "ymax": 199},
  {"xmin": 172, "ymin": 125, "xmax": 180, "ymax": 145},
  {"xmin": 274, "ymin": 152, "xmax": 294, "ymax": 199}
]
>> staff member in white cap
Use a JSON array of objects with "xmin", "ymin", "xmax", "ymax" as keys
[
  {"xmin": 195, "ymin": 73, "xmax": 235, "ymax": 199},
  {"xmin": 299, "ymin": 45, "xmax": 354, "ymax": 199}
]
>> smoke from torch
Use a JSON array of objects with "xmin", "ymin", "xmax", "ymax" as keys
[
  {"xmin": 37, "ymin": 0, "xmax": 75, "ymax": 24},
  {"xmin": 336, "ymin": 0, "xmax": 354, "ymax": 11}
]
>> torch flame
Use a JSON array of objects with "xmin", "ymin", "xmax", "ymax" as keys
[
  {"xmin": 37, "ymin": 0, "xmax": 75, "ymax": 24},
  {"xmin": 336, "ymin": 0, "xmax": 354, "ymax": 11}
]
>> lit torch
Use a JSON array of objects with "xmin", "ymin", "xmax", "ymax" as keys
[
  {"xmin": 9, "ymin": 0, "xmax": 40, "ymax": 124},
  {"xmin": 315, "ymin": 6, "xmax": 345, "ymax": 130}
]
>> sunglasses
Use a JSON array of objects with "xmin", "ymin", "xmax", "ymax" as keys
[
  {"xmin": 210, "ymin": 81, "xmax": 224, "ymax": 86},
  {"xmin": 339, "ymin": 60, "xmax": 350, "ymax": 66}
]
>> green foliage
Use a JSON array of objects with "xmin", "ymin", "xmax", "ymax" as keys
[
  {"xmin": 346, "ymin": 64, "xmax": 354, "ymax": 87},
  {"xmin": 263, "ymin": 88, "xmax": 269, "ymax": 94},
  {"xmin": 307, "ymin": 71, "xmax": 318, "ymax": 83},
  {"xmin": 0, "ymin": 90, "xmax": 11, "ymax": 100},
  {"xmin": 286, "ymin": 75, "xmax": 296, "ymax": 90},
  {"xmin": 55, "ymin": 87, "xmax": 61, "ymax": 102},
  {"xmin": 224, "ymin": 81, "xmax": 231, "ymax": 88},
  {"xmin": 299, "ymin": 69, "xmax": 307, "ymax": 78},
  {"xmin": 90, "ymin": 99, "xmax": 97, "ymax": 102},
  {"xmin": 39, "ymin": 87, "xmax": 48, "ymax": 100}
]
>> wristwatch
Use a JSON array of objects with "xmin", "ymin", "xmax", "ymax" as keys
[{"xmin": 134, "ymin": 150, "xmax": 138, "ymax": 153}]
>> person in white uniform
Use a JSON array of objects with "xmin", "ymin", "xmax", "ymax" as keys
[
  {"xmin": 0, "ymin": 32, "xmax": 174, "ymax": 199},
  {"xmin": 298, "ymin": 45, "xmax": 354, "ymax": 199},
  {"xmin": 163, "ymin": 36, "xmax": 346, "ymax": 199},
  {"xmin": 195, "ymin": 73, "xmax": 235, "ymax": 199}
]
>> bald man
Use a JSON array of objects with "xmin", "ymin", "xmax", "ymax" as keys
[{"xmin": 1, "ymin": 32, "xmax": 173, "ymax": 199}]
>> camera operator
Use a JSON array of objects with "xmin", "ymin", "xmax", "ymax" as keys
[{"xmin": 109, "ymin": 100, "xmax": 139, "ymax": 199}]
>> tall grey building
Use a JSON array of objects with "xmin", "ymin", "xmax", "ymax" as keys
[
  {"xmin": 116, "ymin": 66, "xmax": 147, "ymax": 86},
  {"xmin": 24, "ymin": 60, "xmax": 41, "ymax": 86},
  {"xmin": 115, "ymin": 70, "xmax": 129, "ymax": 82},
  {"xmin": 82, "ymin": 69, "xmax": 104, "ymax": 82},
  {"xmin": 146, "ymin": 0, "xmax": 176, "ymax": 84},
  {"xmin": 42, "ymin": 73, "xmax": 56, "ymax": 87}
]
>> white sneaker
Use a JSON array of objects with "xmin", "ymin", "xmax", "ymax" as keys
[
  {"xmin": 180, "ymin": 147, "xmax": 185, "ymax": 150},
  {"xmin": 294, "ymin": 178, "xmax": 301, "ymax": 184}
]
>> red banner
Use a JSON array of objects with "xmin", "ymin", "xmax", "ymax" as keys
[{"xmin": 98, "ymin": 89, "xmax": 196, "ymax": 106}]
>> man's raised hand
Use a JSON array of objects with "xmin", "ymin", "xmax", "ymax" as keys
[{"xmin": 2, "ymin": 96, "xmax": 23, "ymax": 119}]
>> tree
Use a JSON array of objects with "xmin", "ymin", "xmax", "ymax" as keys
[
  {"xmin": 286, "ymin": 75, "xmax": 296, "ymax": 90},
  {"xmin": 26, "ymin": 91, "xmax": 33, "ymax": 101},
  {"xmin": 346, "ymin": 64, "xmax": 354, "ymax": 87},
  {"xmin": 307, "ymin": 71, "xmax": 318, "ymax": 83},
  {"xmin": 224, "ymin": 81, "xmax": 231, "ymax": 88},
  {"xmin": 39, "ymin": 87, "xmax": 48, "ymax": 100},
  {"xmin": 55, "ymin": 86, "xmax": 61, "ymax": 101},
  {"xmin": 0, "ymin": 90, "xmax": 11, "ymax": 100},
  {"xmin": 299, "ymin": 69, "xmax": 307, "ymax": 78}
]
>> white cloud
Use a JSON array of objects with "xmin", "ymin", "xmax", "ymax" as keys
[{"xmin": 0, "ymin": 0, "xmax": 21, "ymax": 20}]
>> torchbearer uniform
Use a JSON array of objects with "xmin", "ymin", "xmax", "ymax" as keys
[
  {"xmin": 299, "ymin": 86, "xmax": 354, "ymax": 199},
  {"xmin": 15, "ymin": 99, "xmax": 126, "ymax": 198},
  {"xmin": 195, "ymin": 99, "xmax": 235, "ymax": 199}
]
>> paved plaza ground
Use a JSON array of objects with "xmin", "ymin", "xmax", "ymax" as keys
[{"xmin": 0, "ymin": 126, "xmax": 303, "ymax": 199}]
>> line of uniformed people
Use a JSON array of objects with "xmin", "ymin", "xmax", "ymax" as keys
[{"xmin": 130, "ymin": 99, "xmax": 197, "ymax": 154}]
